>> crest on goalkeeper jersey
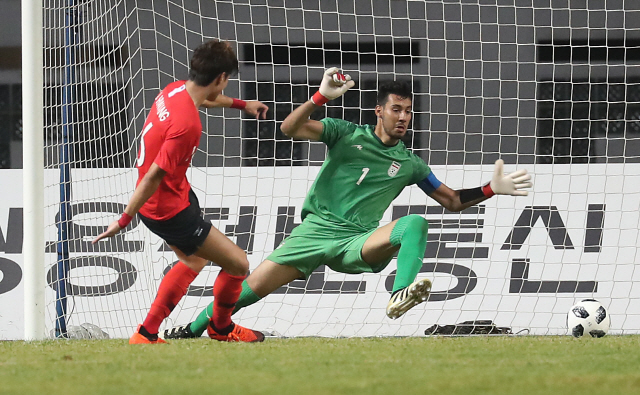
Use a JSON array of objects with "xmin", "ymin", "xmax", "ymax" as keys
[{"xmin": 388, "ymin": 161, "xmax": 401, "ymax": 177}]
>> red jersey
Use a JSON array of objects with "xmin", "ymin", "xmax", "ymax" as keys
[{"xmin": 136, "ymin": 81, "xmax": 201, "ymax": 220}]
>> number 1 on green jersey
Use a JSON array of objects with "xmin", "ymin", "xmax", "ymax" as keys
[{"xmin": 356, "ymin": 167, "xmax": 370, "ymax": 185}]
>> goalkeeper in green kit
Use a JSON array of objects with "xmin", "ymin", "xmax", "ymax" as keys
[{"xmin": 163, "ymin": 68, "xmax": 533, "ymax": 339}]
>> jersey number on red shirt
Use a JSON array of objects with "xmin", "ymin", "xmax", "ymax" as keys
[{"xmin": 136, "ymin": 122, "xmax": 154, "ymax": 168}]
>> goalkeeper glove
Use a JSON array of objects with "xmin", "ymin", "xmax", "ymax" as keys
[
  {"xmin": 483, "ymin": 159, "xmax": 533, "ymax": 197},
  {"xmin": 311, "ymin": 67, "xmax": 355, "ymax": 106}
]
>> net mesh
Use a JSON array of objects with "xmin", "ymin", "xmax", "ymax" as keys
[{"xmin": 39, "ymin": 0, "xmax": 640, "ymax": 338}]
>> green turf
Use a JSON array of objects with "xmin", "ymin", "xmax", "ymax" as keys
[{"xmin": 1, "ymin": 336, "xmax": 639, "ymax": 395}]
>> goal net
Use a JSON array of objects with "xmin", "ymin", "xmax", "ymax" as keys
[{"xmin": 34, "ymin": 0, "xmax": 640, "ymax": 338}]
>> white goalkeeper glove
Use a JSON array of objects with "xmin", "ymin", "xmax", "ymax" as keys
[
  {"xmin": 311, "ymin": 67, "xmax": 356, "ymax": 106},
  {"xmin": 483, "ymin": 159, "xmax": 533, "ymax": 197}
]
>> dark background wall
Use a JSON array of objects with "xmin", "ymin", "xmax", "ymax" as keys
[{"xmin": 1, "ymin": 0, "xmax": 639, "ymax": 169}]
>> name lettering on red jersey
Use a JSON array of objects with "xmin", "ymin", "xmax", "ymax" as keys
[{"xmin": 156, "ymin": 94, "xmax": 170, "ymax": 121}]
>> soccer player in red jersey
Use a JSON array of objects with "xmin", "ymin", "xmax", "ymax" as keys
[{"xmin": 93, "ymin": 40, "xmax": 268, "ymax": 344}]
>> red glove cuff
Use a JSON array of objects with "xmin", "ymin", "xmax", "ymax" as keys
[
  {"xmin": 311, "ymin": 91, "xmax": 330, "ymax": 106},
  {"xmin": 230, "ymin": 98, "xmax": 247, "ymax": 110},
  {"xmin": 482, "ymin": 183, "xmax": 495, "ymax": 198},
  {"xmin": 118, "ymin": 213, "xmax": 133, "ymax": 229}
]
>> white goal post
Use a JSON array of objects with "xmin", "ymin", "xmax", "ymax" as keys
[
  {"xmin": 22, "ymin": 0, "xmax": 45, "ymax": 340},
  {"xmin": 10, "ymin": 0, "xmax": 640, "ymax": 340}
]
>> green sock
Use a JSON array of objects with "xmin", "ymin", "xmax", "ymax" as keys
[
  {"xmin": 389, "ymin": 214, "xmax": 429, "ymax": 293},
  {"xmin": 232, "ymin": 281, "xmax": 262, "ymax": 315},
  {"xmin": 189, "ymin": 302, "xmax": 213, "ymax": 337},
  {"xmin": 189, "ymin": 280, "xmax": 261, "ymax": 336}
]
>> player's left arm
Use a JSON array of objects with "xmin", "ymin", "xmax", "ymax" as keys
[
  {"xmin": 201, "ymin": 94, "xmax": 268, "ymax": 120},
  {"xmin": 92, "ymin": 163, "xmax": 167, "ymax": 243},
  {"xmin": 420, "ymin": 159, "xmax": 532, "ymax": 212}
]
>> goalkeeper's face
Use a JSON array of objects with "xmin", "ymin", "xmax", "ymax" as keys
[{"xmin": 376, "ymin": 94, "xmax": 412, "ymax": 139}]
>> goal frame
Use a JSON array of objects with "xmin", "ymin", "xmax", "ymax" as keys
[{"xmin": 22, "ymin": 0, "xmax": 45, "ymax": 340}]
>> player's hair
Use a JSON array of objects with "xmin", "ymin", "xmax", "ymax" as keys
[
  {"xmin": 377, "ymin": 81, "xmax": 412, "ymax": 106},
  {"xmin": 188, "ymin": 40, "xmax": 239, "ymax": 86}
]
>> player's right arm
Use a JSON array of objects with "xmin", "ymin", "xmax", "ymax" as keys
[
  {"xmin": 92, "ymin": 163, "xmax": 166, "ymax": 243},
  {"xmin": 280, "ymin": 101, "xmax": 324, "ymax": 141},
  {"xmin": 201, "ymin": 94, "xmax": 269, "ymax": 120},
  {"xmin": 280, "ymin": 67, "xmax": 355, "ymax": 141}
]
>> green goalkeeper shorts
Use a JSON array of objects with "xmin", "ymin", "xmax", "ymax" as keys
[{"xmin": 265, "ymin": 214, "xmax": 393, "ymax": 278}]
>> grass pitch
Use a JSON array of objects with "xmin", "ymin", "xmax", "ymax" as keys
[{"xmin": 1, "ymin": 336, "xmax": 639, "ymax": 395}]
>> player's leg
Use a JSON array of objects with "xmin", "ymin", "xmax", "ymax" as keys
[
  {"xmin": 131, "ymin": 248, "xmax": 207, "ymax": 344},
  {"xmin": 362, "ymin": 215, "xmax": 428, "ymax": 291},
  {"xmin": 246, "ymin": 259, "xmax": 305, "ymax": 296},
  {"xmin": 201, "ymin": 223, "xmax": 323, "ymax": 341},
  {"xmin": 162, "ymin": 236, "xmax": 236, "ymax": 339},
  {"xmin": 189, "ymin": 225, "xmax": 268, "ymax": 342},
  {"xmin": 131, "ymin": 199, "xmax": 213, "ymax": 344},
  {"xmin": 361, "ymin": 214, "xmax": 431, "ymax": 319},
  {"xmin": 134, "ymin": 187, "xmax": 255, "ymax": 343},
  {"xmin": 164, "ymin": 223, "xmax": 321, "ymax": 340},
  {"xmin": 193, "ymin": 224, "xmax": 249, "ymax": 276},
  {"xmin": 175, "ymin": 259, "xmax": 303, "ymax": 338}
]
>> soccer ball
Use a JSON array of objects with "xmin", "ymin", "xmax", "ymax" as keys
[{"xmin": 567, "ymin": 299, "xmax": 610, "ymax": 338}]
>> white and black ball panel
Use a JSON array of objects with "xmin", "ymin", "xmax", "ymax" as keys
[
  {"xmin": 567, "ymin": 299, "xmax": 610, "ymax": 338},
  {"xmin": 572, "ymin": 306, "xmax": 589, "ymax": 319},
  {"xmin": 571, "ymin": 324, "xmax": 584, "ymax": 338},
  {"xmin": 594, "ymin": 306, "xmax": 607, "ymax": 324}
]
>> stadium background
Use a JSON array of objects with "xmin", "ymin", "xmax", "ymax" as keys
[{"xmin": 1, "ymin": 0, "xmax": 638, "ymax": 169}]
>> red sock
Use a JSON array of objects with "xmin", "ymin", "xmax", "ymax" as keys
[
  {"xmin": 211, "ymin": 271, "xmax": 246, "ymax": 330},
  {"xmin": 142, "ymin": 262, "xmax": 198, "ymax": 334}
]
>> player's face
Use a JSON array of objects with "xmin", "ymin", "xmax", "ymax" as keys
[{"xmin": 376, "ymin": 94, "xmax": 412, "ymax": 140}]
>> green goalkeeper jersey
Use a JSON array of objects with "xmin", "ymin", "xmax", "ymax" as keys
[{"xmin": 301, "ymin": 118, "xmax": 432, "ymax": 232}]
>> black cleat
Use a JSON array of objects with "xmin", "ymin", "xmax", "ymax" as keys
[{"xmin": 161, "ymin": 324, "xmax": 199, "ymax": 339}]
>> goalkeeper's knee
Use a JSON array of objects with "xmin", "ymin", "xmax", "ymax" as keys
[{"xmin": 390, "ymin": 214, "xmax": 429, "ymax": 247}]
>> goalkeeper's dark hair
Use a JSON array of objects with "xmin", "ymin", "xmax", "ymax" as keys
[
  {"xmin": 188, "ymin": 40, "xmax": 239, "ymax": 87},
  {"xmin": 377, "ymin": 81, "xmax": 413, "ymax": 106}
]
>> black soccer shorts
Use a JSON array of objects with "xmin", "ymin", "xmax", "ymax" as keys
[{"xmin": 138, "ymin": 189, "xmax": 212, "ymax": 256}]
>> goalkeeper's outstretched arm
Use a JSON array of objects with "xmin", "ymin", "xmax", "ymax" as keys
[
  {"xmin": 422, "ymin": 159, "xmax": 532, "ymax": 212},
  {"xmin": 280, "ymin": 67, "xmax": 355, "ymax": 141},
  {"xmin": 280, "ymin": 101, "xmax": 324, "ymax": 140}
]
